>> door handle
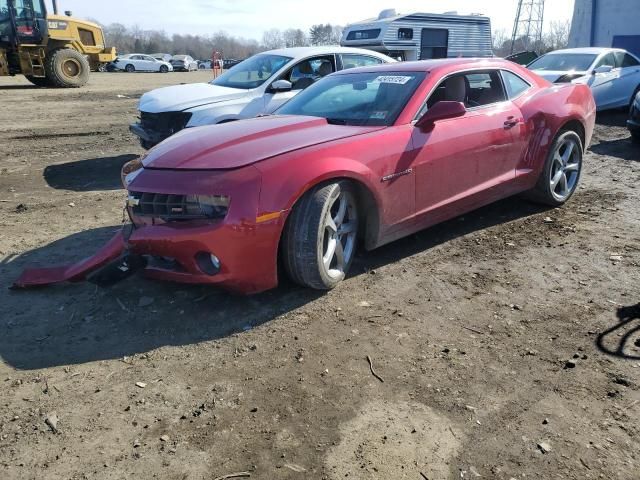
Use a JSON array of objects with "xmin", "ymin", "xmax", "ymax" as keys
[{"xmin": 504, "ymin": 117, "xmax": 519, "ymax": 128}]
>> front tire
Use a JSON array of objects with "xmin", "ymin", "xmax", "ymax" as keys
[
  {"xmin": 282, "ymin": 181, "xmax": 359, "ymax": 290},
  {"xmin": 632, "ymin": 130, "xmax": 640, "ymax": 144},
  {"xmin": 159, "ymin": 65, "xmax": 168, "ymax": 73},
  {"xmin": 25, "ymin": 75, "xmax": 50, "ymax": 87},
  {"xmin": 527, "ymin": 130, "xmax": 583, "ymax": 206},
  {"xmin": 45, "ymin": 48, "xmax": 90, "ymax": 88},
  {"xmin": 125, "ymin": 64, "xmax": 135, "ymax": 73}
]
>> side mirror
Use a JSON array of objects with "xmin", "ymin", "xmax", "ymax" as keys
[
  {"xmin": 271, "ymin": 80, "xmax": 293, "ymax": 93},
  {"xmin": 415, "ymin": 101, "xmax": 466, "ymax": 131},
  {"xmin": 593, "ymin": 65, "xmax": 613, "ymax": 74}
]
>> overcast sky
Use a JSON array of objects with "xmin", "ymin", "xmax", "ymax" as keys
[{"xmin": 50, "ymin": 0, "xmax": 576, "ymax": 39}]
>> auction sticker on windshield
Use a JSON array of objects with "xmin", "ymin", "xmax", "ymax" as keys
[{"xmin": 373, "ymin": 76, "xmax": 413, "ymax": 85}]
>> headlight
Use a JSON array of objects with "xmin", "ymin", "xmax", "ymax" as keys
[
  {"xmin": 185, "ymin": 195, "xmax": 230, "ymax": 218},
  {"xmin": 121, "ymin": 156, "xmax": 144, "ymax": 187}
]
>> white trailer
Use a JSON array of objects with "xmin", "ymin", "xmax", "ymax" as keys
[{"xmin": 340, "ymin": 9, "xmax": 493, "ymax": 61}]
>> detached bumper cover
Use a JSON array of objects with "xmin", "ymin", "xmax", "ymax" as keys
[
  {"xmin": 12, "ymin": 231, "xmax": 127, "ymax": 289},
  {"xmin": 129, "ymin": 123, "xmax": 166, "ymax": 145}
]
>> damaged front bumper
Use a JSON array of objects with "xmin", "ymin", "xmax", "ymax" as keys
[{"xmin": 12, "ymin": 229, "xmax": 131, "ymax": 289}]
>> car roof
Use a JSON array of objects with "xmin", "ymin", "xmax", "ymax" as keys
[
  {"xmin": 331, "ymin": 57, "xmax": 520, "ymax": 75},
  {"xmin": 261, "ymin": 46, "xmax": 394, "ymax": 60},
  {"xmin": 544, "ymin": 47, "xmax": 627, "ymax": 55}
]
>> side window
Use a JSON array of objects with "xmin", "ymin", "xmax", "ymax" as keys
[
  {"xmin": 623, "ymin": 53, "xmax": 640, "ymax": 68},
  {"xmin": 595, "ymin": 53, "xmax": 616, "ymax": 69},
  {"xmin": 424, "ymin": 70, "xmax": 506, "ymax": 111},
  {"xmin": 284, "ymin": 55, "xmax": 336, "ymax": 90},
  {"xmin": 341, "ymin": 54, "xmax": 383, "ymax": 70},
  {"xmin": 398, "ymin": 28, "xmax": 413, "ymax": 40},
  {"xmin": 502, "ymin": 70, "xmax": 531, "ymax": 99}
]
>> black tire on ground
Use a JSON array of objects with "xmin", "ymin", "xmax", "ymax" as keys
[
  {"xmin": 159, "ymin": 65, "xmax": 168, "ymax": 73},
  {"xmin": 282, "ymin": 180, "xmax": 359, "ymax": 290},
  {"xmin": 25, "ymin": 75, "xmax": 50, "ymax": 87},
  {"xmin": 125, "ymin": 64, "xmax": 135, "ymax": 73},
  {"xmin": 632, "ymin": 130, "xmax": 640, "ymax": 144},
  {"xmin": 140, "ymin": 139, "xmax": 155, "ymax": 150},
  {"xmin": 525, "ymin": 130, "xmax": 583, "ymax": 207},
  {"xmin": 45, "ymin": 48, "xmax": 90, "ymax": 88}
]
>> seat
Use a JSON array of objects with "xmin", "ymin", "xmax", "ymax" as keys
[
  {"xmin": 292, "ymin": 62, "xmax": 315, "ymax": 90},
  {"xmin": 444, "ymin": 76, "xmax": 467, "ymax": 103},
  {"xmin": 317, "ymin": 61, "xmax": 334, "ymax": 78}
]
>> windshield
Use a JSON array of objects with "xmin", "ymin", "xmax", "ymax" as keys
[
  {"xmin": 276, "ymin": 71, "xmax": 426, "ymax": 127},
  {"xmin": 211, "ymin": 54, "xmax": 292, "ymax": 90},
  {"xmin": 528, "ymin": 53, "xmax": 597, "ymax": 72}
]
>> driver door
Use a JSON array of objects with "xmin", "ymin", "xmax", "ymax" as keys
[
  {"xmin": 411, "ymin": 70, "xmax": 526, "ymax": 220},
  {"xmin": 263, "ymin": 55, "xmax": 336, "ymax": 114}
]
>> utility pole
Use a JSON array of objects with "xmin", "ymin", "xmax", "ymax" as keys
[{"xmin": 510, "ymin": 0, "xmax": 546, "ymax": 54}]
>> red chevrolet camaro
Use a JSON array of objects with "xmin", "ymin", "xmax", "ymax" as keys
[{"xmin": 15, "ymin": 58, "xmax": 596, "ymax": 294}]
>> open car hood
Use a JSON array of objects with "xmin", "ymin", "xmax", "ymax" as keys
[
  {"xmin": 143, "ymin": 115, "xmax": 385, "ymax": 170},
  {"xmin": 138, "ymin": 83, "xmax": 249, "ymax": 113}
]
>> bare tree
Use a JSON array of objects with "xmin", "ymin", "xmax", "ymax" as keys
[
  {"xmin": 283, "ymin": 28, "xmax": 309, "ymax": 48},
  {"xmin": 542, "ymin": 20, "xmax": 571, "ymax": 53},
  {"xmin": 262, "ymin": 29, "xmax": 285, "ymax": 50}
]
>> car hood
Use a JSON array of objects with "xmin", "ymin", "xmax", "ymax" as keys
[
  {"xmin": 530, "ymin": 70, "xmax": 588, "ymax": 83},
  {"xmin": 143, "ymin": 115, "xmax": 385, "ymax": 170},
  {"xmin": 138, "ymin": 83, "xmax": 249, "ymax": 113}
]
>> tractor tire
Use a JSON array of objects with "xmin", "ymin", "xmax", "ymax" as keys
[
  {"xmin": 25, "ymin": 75, "xmax": 50, "ymax": 87},
  {"xmin": 45, "ymin": 48, "xmax": 90, "ymax": 88}
]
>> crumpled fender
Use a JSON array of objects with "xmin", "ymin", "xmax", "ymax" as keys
[{"xmin": 11, "ymin": 230, "xmax": 127, "ymax": 289}]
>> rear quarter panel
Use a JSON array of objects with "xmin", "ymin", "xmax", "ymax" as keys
[{"xmin": 514, "ymin": 82, "xmax": 596, "ymax": 184}]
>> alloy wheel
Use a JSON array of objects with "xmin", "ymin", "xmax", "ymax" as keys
[
  {"xmin": 549, "ymin": 136, "xmax": 581, "ymax": 202},
  {"xmin": 321, "ymin": 189, "xmax": 358, "ymax": 281}
]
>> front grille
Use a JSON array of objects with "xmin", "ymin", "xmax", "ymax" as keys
[
  {"xmin": 139, "ymin": 111, "xmax": 192, "ymax": 137},
  {"xmin": 129, "ymin": 192, "xmax": 216, "ymax": 221}
]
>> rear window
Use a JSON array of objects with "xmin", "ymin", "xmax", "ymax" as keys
[{"xmin": 502, "ymin": 70, "xmax": 531, "ymax": 99}]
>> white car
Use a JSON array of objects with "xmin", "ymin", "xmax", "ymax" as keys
[
  {"xmin": 113, "ymin": 54, "xmax": 173, "ymax": 73},
  {"xmin": 130, "ymin": 46, "xmax": 396, "ymax": 148},
  {"xmin": 170, "ymin": 55, "xmax": 199, "ymax": 72},
  {"xmin": 528, "ymin": 47, "xmax": 640, "ymax": 110}
]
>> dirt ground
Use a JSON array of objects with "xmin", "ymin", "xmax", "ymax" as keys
[{"xmin": 1, "ymin": 71, "xmax": 639, "ymax": 480}]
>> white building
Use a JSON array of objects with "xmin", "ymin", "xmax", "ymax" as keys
[{"xmin": 569, "ymin": 0, "xmax": 640, "ymax": 55}]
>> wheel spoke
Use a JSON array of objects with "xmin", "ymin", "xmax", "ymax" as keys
[
  {"xmin": 333, "ymin": 195, "xmax": 347, "ymax": 226},
  {"xmin": 338, "ymin": 222, "xmax": 356, "ymax": 236},
  {"xmin": 551, "ymin": 169, "xmax": 564, "ymax": 189},
  {"xmin": 558, "ymin": 173, "xmax": 568, "ymax": 195},
  {"xmin": 564, "ymin": 162, "xmax": 580, "ymax": 173},
  {"xmin": 334, "ymin": 239, "xmax": 345, "ymax": 271},
  {"xmin": 325, "ymin": 216, "xmax": 337, "ymax": 234},
  {"xmin": 323, "ymin": 238, "xmax": 337, "ymax": 270},
  {"xmin": 561, "ymin": 141, "xmax": 575, "ymax": 164}
]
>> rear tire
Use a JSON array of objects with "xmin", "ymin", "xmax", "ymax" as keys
[
  {"xmin": 125, "ymin": 64, "xmax": 135, "ymax": 73},
  {"xmin": 526, "ymin": 130, "xmax": 583, "ymax": 207},
  {"xmin": 25, "ymin": 75, "xmax": 50, "ymax": 87},
  {"xmin": 282, "ymin": 181, "xmax": 359, "ymax": 290},
  {"xmin": 45, "ymin": 48, "xmax": 90, "ymax": 88}
]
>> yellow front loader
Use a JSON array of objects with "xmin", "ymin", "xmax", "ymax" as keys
[{"xmin": 0, "ymin": 0, "xmax": 116, "ymax": 87}]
